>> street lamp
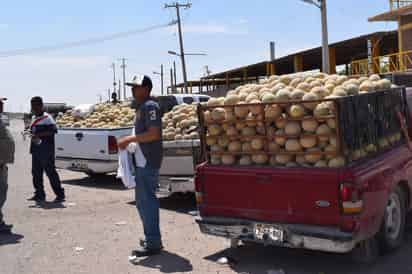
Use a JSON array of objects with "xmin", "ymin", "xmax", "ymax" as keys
[
  {"xmin": 153, "ymin": 64, "xmax": 164, "ymax": 95},
  {"xmin": 168, "ymin": 50, "xmax": 207, "ymax": 94},
  {"xmin": 301, "ymin": 0, "xmax": 330, "ymax": 73},
  {"xmin": 168, "ymin": 50, "xmax": 208, "ymax": 57}
]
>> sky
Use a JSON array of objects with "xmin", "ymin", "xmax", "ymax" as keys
[{"xmin": 0, "ymin": 0, "xmax": 398, "ymax": 112}]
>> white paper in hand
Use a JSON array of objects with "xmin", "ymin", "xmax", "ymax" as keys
[{"xmin": 117, "ymin": 149, "xmax": 136, "ymax": 189}]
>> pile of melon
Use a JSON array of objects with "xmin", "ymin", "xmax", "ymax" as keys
[
  {"xmin": 162, "ymin": 104, "xmax": 200, "ymax": 141},
  {"xmin": 56, "ymin": 102, "xmax": 135, "ymax": 129},
  {"xmin": 203, "ymin": 72, "xmax": 400, "ymax": 168}
]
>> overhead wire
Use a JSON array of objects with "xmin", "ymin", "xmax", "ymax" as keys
[{"xmin": 0, "ymin": 21, "xmax": 177, "ymax": 58}]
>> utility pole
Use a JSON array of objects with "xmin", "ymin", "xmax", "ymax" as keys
[
  {"xmin": 170, "ymin": 68, "xmax": 174, "ymax": 94},
  {"xmin": 320, "ymin": 0, "xmax": 330, "ymax": 74},
  {"xmin": 153, "ymin": 65, "xmax": 165, "ymax": 95},
  {"xmin": 173, "ymin": 61, "xmax": 177, "ymax": 88},
  {"xmin": 120, "ymin": 58, "xmax": 127, "ymax": 100},
  {"xmin": 111, "ymin": 63, "xmax": 117, "ymax": 99},
  {"xmin": 204, "ymin": 65, "xmax": 211, "ymax": 77},
  {"xmin": 165, "ymin": 2, "xmax": 191, "ymax": 93},
  {"xmin": 301, "ymin": 0, "xmax": 330, "ymax": 73},
  {"xmin": 118, "ymin": 80, "xmax": 121, "ymax": 100},
  {"xmin": 270, "ymin": 41, "xmax": 276, "ymax": 61},
  {"xmin": 107, "ymin": 89, "xmax": 110, "ymax": 101},
  {"xmin": 160, "ymin": 64, "xmax": 164, "ymax": 95}
]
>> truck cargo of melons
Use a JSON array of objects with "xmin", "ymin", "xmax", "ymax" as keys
[
  {"xmin": 194, "ymin": 74, "xmax": 412, "ymax": 262},
  {"xmin": 55, "ymin": 95, "xmax": 208, "ymax": 195}
]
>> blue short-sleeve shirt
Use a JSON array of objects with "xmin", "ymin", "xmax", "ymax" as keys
[{"xmin": 134, "ymin": 99, "xmax": 163, "ymax": 169}]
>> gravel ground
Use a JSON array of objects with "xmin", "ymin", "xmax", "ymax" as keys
[{"xmin": 2, "ymin": 119, "xmax": 412, "ymax": 274}]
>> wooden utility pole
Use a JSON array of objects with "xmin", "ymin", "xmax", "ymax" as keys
[{"xmin": 165, "ymin": 2, "xmax": 191, "ymax": 93}]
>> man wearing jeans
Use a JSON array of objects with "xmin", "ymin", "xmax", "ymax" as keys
[
  {"xmin": 27, "ymin": 97, "xmax": 65, "ymax": 203},
  {"xmin": 118, "ymin": 75, "xmax": 163, "ymax": 257}
]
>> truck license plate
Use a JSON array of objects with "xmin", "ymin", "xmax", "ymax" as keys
[
  {"xmin": 72, "ymin": 160, "xmax": 88, "ymax": 170},
  {"xmin": 254, "ymin": 224, "xmax": 284, "ymax": 242}
]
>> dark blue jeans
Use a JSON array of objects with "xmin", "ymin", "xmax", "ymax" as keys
[
  {"xmin": 135, "ymin": 167, "xmax": 161, "ymax": 249},
  {"xmin": 32, "ymin": 151, "xmax": 64, "ymax": 198}
]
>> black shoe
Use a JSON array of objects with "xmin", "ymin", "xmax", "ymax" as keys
[
  {"xmin": 131, "ymin": 246, "xmax": 162, "ymax": 257},
  {"xmin": 139, "ymin": 239, "xmax": 164, "ymax": 249},
  {"xmin": 0, "ymin": 223, "xmax": 13, "ymax": 234},
  {"xmin": 27, "ymin": 195, "xmax": 45, "ymax": 202},
  {"xmin": 52, "ymin": 196, "xmax": 65, "ymax": 203}
]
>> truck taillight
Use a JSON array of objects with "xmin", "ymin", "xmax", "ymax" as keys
[
  {"xmin": 108, "ymin": 136, "xmax": 118, "ymax": 154},
  {"xmin": 195, "ymin": 192, "xmax": 203, "ymax": 205},
  {"xmin": 194, "ymin": 166, "xmax": 204, "ymax": 205},
  {"xmin": 340, "ymin": 182, "xmax": 363, "ymax": 215}
]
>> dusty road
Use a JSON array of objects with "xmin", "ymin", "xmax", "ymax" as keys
[{"xmin": 2, "ymin": 119, "xmax": 412, "ymax": 274}]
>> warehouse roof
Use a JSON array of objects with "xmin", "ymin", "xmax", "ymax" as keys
[
  {"xmin": 369, "ymin": 4, "xmax": 412, "ymax": 21},
  {"xmin": 201, "ymin": 30, "xmax": 398, "ymax": 80}
]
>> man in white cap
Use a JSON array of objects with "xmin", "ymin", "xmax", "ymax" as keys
[
  {"xmin": 118, "ymin": 75, "xmax": 163, "ymax": 257},
  {"xmin": 0, "ymin": 98, "xmax": 15, "ymax": 233}
]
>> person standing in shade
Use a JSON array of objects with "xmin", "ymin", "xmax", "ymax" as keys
[
  {"xmin": 0, "ymin": 98, "xmax": 15, "ymax": 233},
  {"xmin": 118, "ymin": 75, "xmax": 163, "ymax": 257},
  {"xmin": 27, "ymin": 96, "xmax": 65, "ymax": 203}
]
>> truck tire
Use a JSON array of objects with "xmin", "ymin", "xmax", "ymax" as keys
[
  {"xmin": 351, "ymin": 237, "xmax": 379, "ymax": 264},
  {"xmin": 378, "ymin": 185, "xmax": 406, "ymax": 253}
]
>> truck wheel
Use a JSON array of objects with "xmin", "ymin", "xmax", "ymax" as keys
[
  {"xmin": 351, "ymin": 237, "xmax": 379, "ymax": 264},
  {"xmin": 378, "ymin": 186, "xmax": 406, "ymax": 253}
]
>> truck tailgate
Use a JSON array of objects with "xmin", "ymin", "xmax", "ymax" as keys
[
  {"xmin": 199, "ymin": 165, "xmax": 342, "ymax": 226},
  {"xmin": 161, "ymin": 140, "xmax": 201, "ymax": 176},
  {"xmin": 55, "ymin": 128, "xmax": 132, "ymax": 160}
]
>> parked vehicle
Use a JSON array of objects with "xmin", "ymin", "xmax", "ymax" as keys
[
  {"xmin": 130, "ymin": 94, "xmax": 210, "ymax": 116},
  {"xmin": 23, "ymin": 102, "xmax": 73, "ymax": 130},
  {"xmin": 195, "ymin": 87, "xmax": 412, "ymax": 262},
  {"xmin": 55, "ymin": 94, "xmax": 208, "ymax": 195}
]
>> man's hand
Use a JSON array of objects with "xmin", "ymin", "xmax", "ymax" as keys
[{"xmin": 117, "ymin": 136, "xmax": 134, "ymax": 150}]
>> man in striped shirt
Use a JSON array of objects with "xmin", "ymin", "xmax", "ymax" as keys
[{"xmin": 27, "ymin": 97, "xmax": 65, "ymax": 203}]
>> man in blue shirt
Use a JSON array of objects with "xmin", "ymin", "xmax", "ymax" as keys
[
  {"xmin": 28, "ymin": 97, "xmax": 65, "ymax": 203},
  {"xmin": 118, "ymin": 75, "xmax": 163, "ymax": 257}
]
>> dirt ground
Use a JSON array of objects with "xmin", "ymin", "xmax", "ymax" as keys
[{"xmin": 2, "ymin": 119, "xmax": 412, "ymax": 274}]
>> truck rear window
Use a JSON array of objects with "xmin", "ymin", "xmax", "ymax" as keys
[
  {"xmin": 183, "ymin": 97, "xmax": 194, "ymax": 104},
  {"xmin": 157, "ymin": 96, "xmax": 178, "ymax": 116}
]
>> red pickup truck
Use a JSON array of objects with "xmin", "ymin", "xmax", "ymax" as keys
[{"xmin": 195, "ymin": 87, "xmax": 412, "ymax": 262}]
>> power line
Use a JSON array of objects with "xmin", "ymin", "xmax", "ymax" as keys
[{"xmin": 0, "ymin": 21, "xmax": 177, "ymax": 58}]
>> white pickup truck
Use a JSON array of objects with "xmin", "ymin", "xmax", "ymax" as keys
[
  {"xmin": 55, "ymin": 127, "xmax": 129, "ymax": 175},
  {"xmin": 55, "ymin": 128, "xmax": 201, "ymax": 194},
  {"xmin": 55, "ymin": 94, "xmax": 208, "ymax": 194}
]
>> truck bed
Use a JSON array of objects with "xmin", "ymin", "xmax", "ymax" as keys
[{"xmin": 196, "ymin": 144, "xmax": 412, "ymax": 230}]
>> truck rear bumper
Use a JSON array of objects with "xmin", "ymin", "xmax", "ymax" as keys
[
  {"xmin": 55, "ymin": 157, "xmax": 117, "ymax": 174},
  {"xmin": 196, "ymin": 216, "xmax": 357, "ymax": 254},
  {"xmin": 157, "ymin": 177, "xmax": 194, "ymax": 196}
]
